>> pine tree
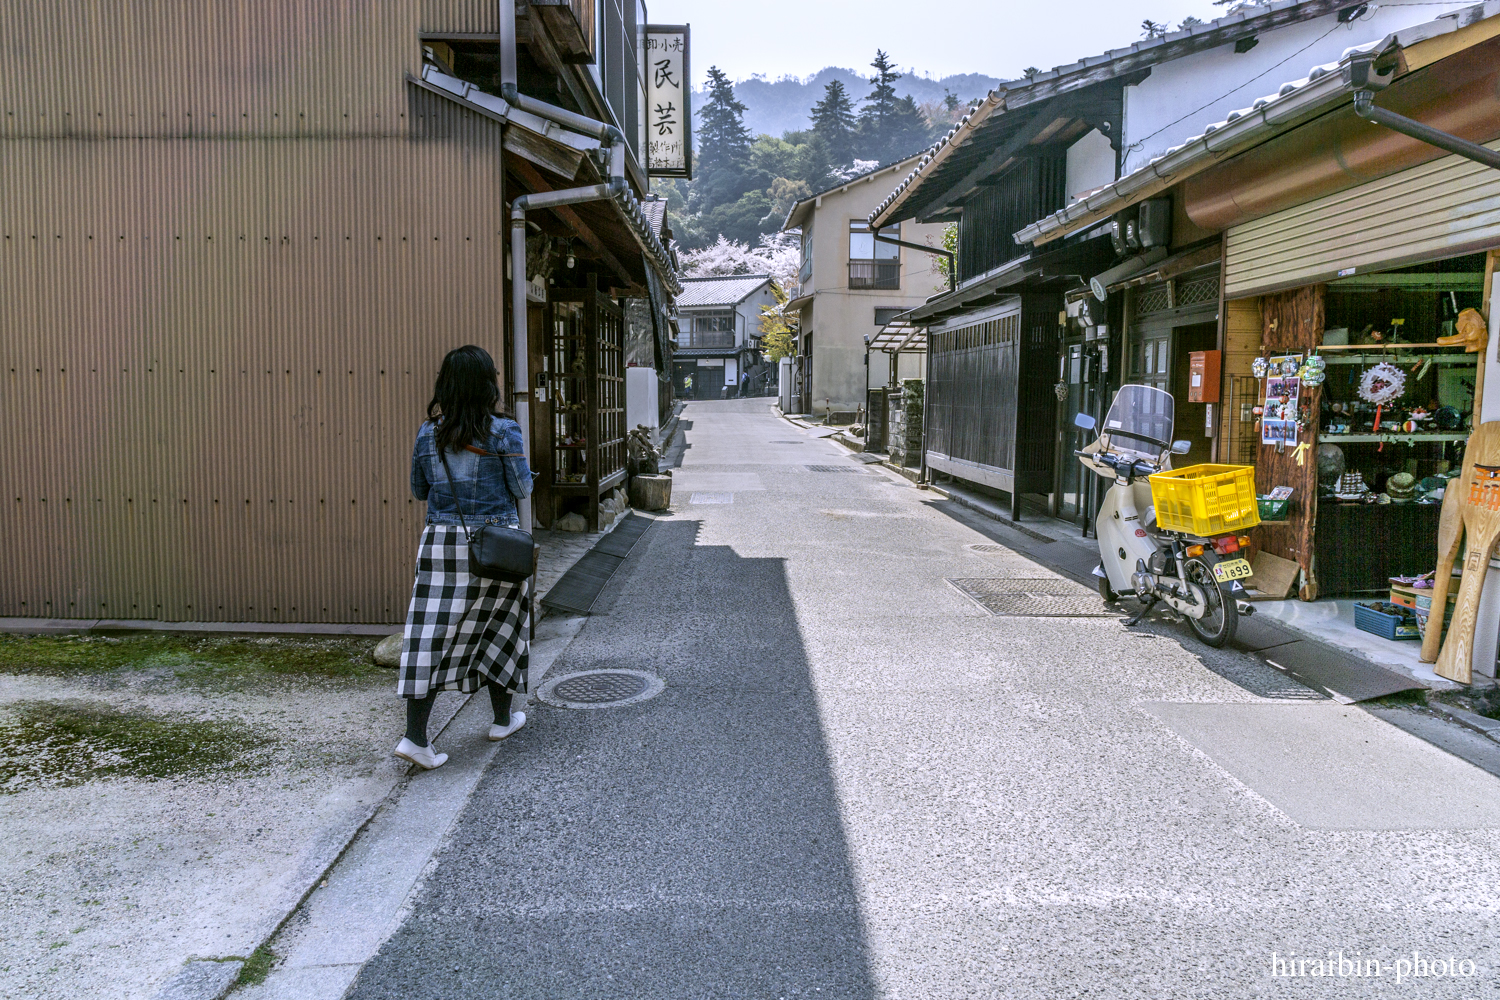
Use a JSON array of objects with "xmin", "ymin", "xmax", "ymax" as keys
[
  {"xmin": 858, "ymin": 50, "xmax": 904, "ymax": 164},
  {"xmin": 810, "ymin": 79, "xmax": 857, "ymax": 169},
  {"xmin": 694, "ymin": 66, "xmax": 754, "ymax": 214}
]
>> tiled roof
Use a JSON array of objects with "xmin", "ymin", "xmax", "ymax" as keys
[
  {"xmin": 1013, "ymin": 1, "xmax": 1500, "ymax": 245},
  {"xmin": 867, "ymin": 1, "xmax": 1373, "ymax": 229},
  {"xmin": 673, "ymin": 346, "xmax": 748, "ymax": 358},
  {"xmin": 676, "ymin": 275, "xmax": 772, "ymax": 308},
  {"xmin": 641, "ymin": 197, "xmax": 668, "ymax": 240}
]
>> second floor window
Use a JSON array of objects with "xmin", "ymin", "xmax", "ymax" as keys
[
  {"xmin": 849, "ymin": 222, "xmax": 899, "ymax": 290},
  {"xmin": 682, "ymin": 311, "xmax": 736, "ymax": 348}
]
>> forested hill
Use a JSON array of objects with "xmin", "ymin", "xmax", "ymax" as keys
[{"xmin": 695, "ymin": 68, "xmax": 1004, "ymax": 138}]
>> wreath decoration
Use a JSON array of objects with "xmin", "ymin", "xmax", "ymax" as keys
[{"xmin": 1358, "ymin": 362, "xmax": 1406, "ymax": 405}]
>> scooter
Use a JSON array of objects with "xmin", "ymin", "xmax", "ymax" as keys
[{"xmin": 1074, "ymin": 385, "xmax": 1252, "ymax": 648}]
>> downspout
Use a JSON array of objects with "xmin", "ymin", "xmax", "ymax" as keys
[
  {"xmin": 499, "ymin": 0, "xmax": 630, "ymax": 528},
  {"xmin": 874, "ymin": 230, "xmax": 956, "ymax": 292},
  {"xmin": 510, "ymin": 178, "xmax": 627, "ymax": 530},
  {"xmin": 1347, "ymin": 49, "xmax": 1500, "ymax": 172}
]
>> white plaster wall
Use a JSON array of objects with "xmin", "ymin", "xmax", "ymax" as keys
[
  {"xmin": 1121, "ymin": 6, "xmax": 1432, "ymax": 175},
  {"xmin": 801, "ymin": 163, "xmax": 948, "ymax": 415},
  {"xmin": 1066, "ymin": 129, "xmax": 1116, "ymax": 201},
  {"xmin": 624, "ymin": 366, "xmax": 659, "ymax": 437}
]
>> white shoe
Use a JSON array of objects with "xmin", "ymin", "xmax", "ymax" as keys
[
  {"xmin": 488, "ymin": 712, "xmax": 526, "ymax": 741},
  {"xmin": 394, "ymin": 737, "xmax": 448, "ymax": 770}
]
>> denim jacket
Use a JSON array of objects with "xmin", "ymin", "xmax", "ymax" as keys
[{"xmin": 410, "ymin": 416, "xmax": 535, "ymax": 529}]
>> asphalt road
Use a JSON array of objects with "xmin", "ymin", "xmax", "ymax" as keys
[{"xmin": 346, "ymin": 398, "xmax": 1500, "ymax": 998}]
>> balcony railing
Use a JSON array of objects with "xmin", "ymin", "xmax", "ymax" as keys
[
  {"xmin": 681, "ymin": 332, "xmax": 736, "ymax": 349},
  {"xmin": 848, "ymin": 260, "xmax": 900, "ymax": 290}
]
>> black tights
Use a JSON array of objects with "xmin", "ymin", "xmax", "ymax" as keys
[{"xmin": 404, "ymin": 683, "xmax": 513, "ymax": 747}]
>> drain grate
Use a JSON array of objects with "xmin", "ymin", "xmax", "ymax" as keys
[
  {"xmin": 947, "ymin": 578, "xmax": 1117, "ymax": 617},
  {"xmin": 538, "ymin": 669, "xmax": 664, "ymax": 709},
  {"xmin": 806, "ymin": 465, "xmax": 868, "ymax": 474},
  {"xmin": 965, "ymin": 543, "xmax": 1008, "ymax": 554}
]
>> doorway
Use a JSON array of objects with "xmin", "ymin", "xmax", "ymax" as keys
[{"xmin": 1169, "ymin": 322, "xmax": 1218, "ymax": 468}]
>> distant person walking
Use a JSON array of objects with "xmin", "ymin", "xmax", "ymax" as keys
[
  {"xmin": 739, "ymin": 371, "xmax": 750, "ymax": 398},
  {"xmin": 394, "ymin": 345, "xmax": 535, "ymax": 770}
]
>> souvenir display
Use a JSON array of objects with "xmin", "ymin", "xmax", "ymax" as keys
[
  {"xmin": 1335, "ymin": 471, "xmax": 1369, "ymax": 500},
  {"xmin": 1316, "ymin": 443, "xmax": 1346, "ymax": 484},
  {"xmin": 1251, "ymin": 356, "xmax": 1269, "ymax": 379},
  {"xmin": 1358, "ymin": 362, "xmax": 1406, "ymax": 405},
  {"xmin": 1386, "ymin": 472, "xmax": 1417, "ymax": 502}
]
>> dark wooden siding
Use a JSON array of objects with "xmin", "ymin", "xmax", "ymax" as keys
[
  {"xmin": 926, "ymin": 292, "xmax": 1061, "ymax": 490},
  {"xmin": 957, "ymin": 157, "xmax": 1068, "ymax": 282}
]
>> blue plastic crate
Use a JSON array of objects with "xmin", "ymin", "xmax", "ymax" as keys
[{"xmin": 1355, "ymin": 601, "xmax": 1420, "ymax": 641}]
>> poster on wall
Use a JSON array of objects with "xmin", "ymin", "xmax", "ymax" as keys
[
  {"xmin": 1262, "ymin": 373, "xmax": 1301, "ymax": 446},
  {"xmin": 644, "ymin": 25, "xmax": 691, "ymax": 178}
]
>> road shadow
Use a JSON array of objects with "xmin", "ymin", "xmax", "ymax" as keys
[{"xmin": 346, "ymin": 518, "xmax": 877, "ymax": 999}]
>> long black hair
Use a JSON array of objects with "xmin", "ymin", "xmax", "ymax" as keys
[{"xmin": 427, "ymin": 345, "xmax": 507, "ymax": 454}]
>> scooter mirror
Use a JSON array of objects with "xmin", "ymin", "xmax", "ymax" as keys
[
  {"xmin": 1074, "ymin": 413, "xmax": 1097, "ymax": 431},
  {"xmin": 1171, "ymin": 439, "xmax": 1192, "ymax": 454}
]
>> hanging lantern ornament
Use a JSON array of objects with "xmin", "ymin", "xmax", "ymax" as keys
[
  {"xmin": 1359, "ymin": 361, "xmax": 1407, "ymax": 447},
  {"xmin": 1251, "ymin": 357, "xmax": 1269, "ymax": 379},
  {"xmin": 1358, "ymin": 362, "xmax": 1406, "ymax": 405},
  {"xmin": 1297, "ymin": 355, "xmax": 1327, "ymax": 387},
  {"xmin": 1280, "ymin": 357, "xmax": 1301, "ymax": 376}
]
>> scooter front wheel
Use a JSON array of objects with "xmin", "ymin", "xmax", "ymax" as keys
[
  {"xmin": 1098, "ymin": 575, "xmax": 1119, "ymax": 603},
  {"xmin": 1183, "ymin": 557, "xmax": 1237, "ymax": 648}
]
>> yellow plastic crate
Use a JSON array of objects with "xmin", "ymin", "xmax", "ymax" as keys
[{"xmin": 1148, "ymin": 464, "xmax": 1261, "ymax": 536}]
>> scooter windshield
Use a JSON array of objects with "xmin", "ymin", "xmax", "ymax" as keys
[{"xmin": 1100, "ymin": 384, "xmax": 1174, "ymax": 463}]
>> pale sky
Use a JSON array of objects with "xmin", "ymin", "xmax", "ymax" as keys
[{"xmin": 645, "ymin": 0, "xmax": 1238, "ymax": 86}]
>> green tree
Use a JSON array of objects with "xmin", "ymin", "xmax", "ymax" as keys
[
  {"xmin": 886, "ymin": 95, "xmax": 933, "ymax": 161},
  {"xmin": 758, "ymin": 284, "xmax": 797, "ymax": 363},
  {"xmin": 693, "ymin": 66, "xmax": 755, "ymax": 214},
  {"xmin": 810, "ymin": 79, "xmax": 857, "ymax": 168},
  {"xmin": 857, "ymin": 50, "xmax": 902, "ymax": 161}
]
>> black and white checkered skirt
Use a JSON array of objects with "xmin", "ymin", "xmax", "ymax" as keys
[{"xmin": 396, "ymin": 525, "xmax": 529, "ymax": 698}]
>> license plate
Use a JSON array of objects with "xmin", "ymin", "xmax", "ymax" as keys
[{"xmin": 1213, "ymin": 557, "xmax": 1253, "ymax": 583}]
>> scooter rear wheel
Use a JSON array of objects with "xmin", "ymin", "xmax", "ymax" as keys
[{"xmin": 1183, "ymin": 557, "xmax": 1237, "ymax": 648}]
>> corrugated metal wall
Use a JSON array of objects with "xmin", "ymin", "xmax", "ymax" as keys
[
  {"xmin": 1, "ymin": 2, "xmax": 511, "ymax": 622},
  {"xmin": 420, "ymin": 0, "xmax": 500, "ymax": 34},
  {"xmin": 1224, "ymin": 138, "xmax": 1500, "ymax": 299}
]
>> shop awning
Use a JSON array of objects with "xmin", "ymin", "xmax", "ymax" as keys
[
  {"xmin": 414, "ymin": 67, "xmax": 682, "ymax": 297},
  {"xmin": 870, "ymin": 317, "xmax": 925, "ymax": 352}
]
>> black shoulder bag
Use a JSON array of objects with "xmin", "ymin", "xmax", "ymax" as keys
[{"xmin": 438, "ymin": 445, "xmax": 534, "ymax": 583}]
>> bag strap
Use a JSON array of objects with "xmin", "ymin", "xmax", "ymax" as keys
[{"xmin": 436, "ymin": 449, "xmax": 473, "ymax": 540}]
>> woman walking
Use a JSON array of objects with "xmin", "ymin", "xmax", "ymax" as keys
[{"xmin": 394, "ymin": 345, "xmax": 535, "ymax": 770}]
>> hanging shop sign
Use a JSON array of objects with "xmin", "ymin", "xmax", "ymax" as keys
[{"xmin": 644, "ymin": 25, "xmax": 691, "ymax": 179}]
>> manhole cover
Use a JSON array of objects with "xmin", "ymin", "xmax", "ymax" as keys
[
  {"xmin": 965, "ymin": 543, "xmax": 1008, "ymax": 554},
  {"xmin": 538, "ymin": 669, "xmax": 664, "ymax": 709},
  {"xmin": 806, "ymin": 465, "xmax": 868, "ymax": 473},
  {"xmin": 947, "ymin": 578, "xmax": 1117, "ymax": 617},
  {"xmin": 690, "ymin": 492, "xmax": 734, "ymax": 504}
]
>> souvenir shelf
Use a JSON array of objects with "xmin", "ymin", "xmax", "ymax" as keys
[{"xmin": 546, "ymin": 276, "xmax": 626, "ymax": 532}]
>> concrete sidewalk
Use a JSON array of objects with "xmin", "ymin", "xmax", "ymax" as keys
[{"xmin": 0, "ymin": 523, "xmax": 618, "ymax": 1000}]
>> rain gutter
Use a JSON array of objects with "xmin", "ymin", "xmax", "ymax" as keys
[
  {"xmin": 873, "ymin": 231, "xmax": 956, "ymax": 292},
  {"xmin": 1348, "ymin": 51, "xmax": 1500, "ymax": 170},
  {"xmin": 1013, "ymin": 59, "xmax": 1363, "ymax": 247}
]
